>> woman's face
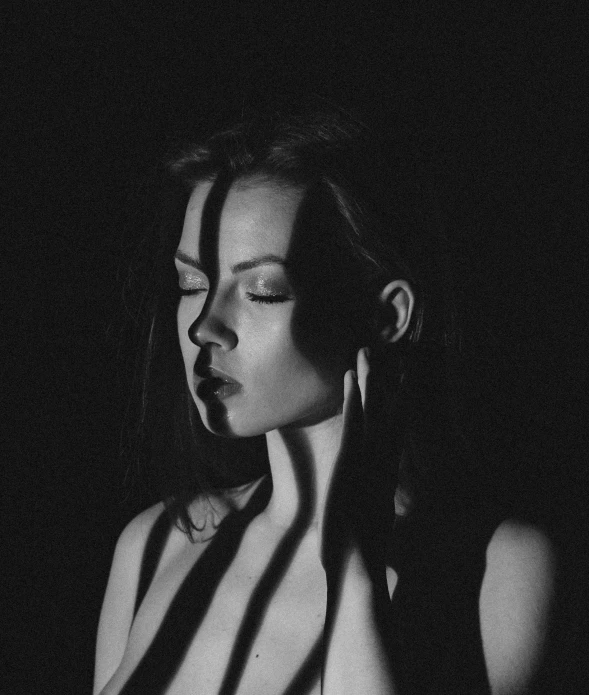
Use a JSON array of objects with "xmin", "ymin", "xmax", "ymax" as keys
[{"xmin": 175, "ymin": 178, "xmax": 351, "ymax": 438}]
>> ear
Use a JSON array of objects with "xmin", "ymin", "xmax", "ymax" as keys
[{"xmin": 378, "ymin": 280, "xmax": 415, "ymax": 344}]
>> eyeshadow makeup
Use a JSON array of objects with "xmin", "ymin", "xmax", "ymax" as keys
[
  {"xmin": 179, "ymin": 272, "xmax": 208, "ymax": 292},
  {"xmin": 247, "ymin": 272, "xmax": 291, "ymax": 298}
]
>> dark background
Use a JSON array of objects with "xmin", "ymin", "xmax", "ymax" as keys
[{"xmin": 3, "ymin": 2, "xmax": 587, "ymax": 693}]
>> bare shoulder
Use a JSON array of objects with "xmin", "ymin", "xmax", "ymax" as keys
[
  {"xmin": 94, "ymin": 483, "xmax": 264, "ymax": 694},
  {"xmin": 93, "ymin": 502, "xmax": 166, "ymax": 694},
  {"xmin": 121, "ymin": 501, "xmax": 168, "ymax": 549},
  {"xmin": 480, "ymin": 519, "xmax": 557, "ymax": 695},
  {"xmin": 98, "ymin": 492, "xmax": 227, "ymax": 626},
  {"xmin": 109, "ymin": 501, "xmax": 172, "ymax": 587},
  {"xmin": 109, "ymin": 501, "xmax": 168, "ymax": 603}
]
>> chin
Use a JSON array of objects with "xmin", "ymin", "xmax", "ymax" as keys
[
  {"xmin": 197, "ymin": 403, "xmax": 265, "ymax": 439},
  {"xmin": 195, "ymin": 388, "xmax": 342, "ymax": 438}
]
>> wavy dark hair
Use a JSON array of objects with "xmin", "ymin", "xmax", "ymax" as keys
[{"xmin": 125, "ymin": 107, "xmax": 470, "ymax": 537}]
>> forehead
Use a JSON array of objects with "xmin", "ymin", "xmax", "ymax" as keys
[{"xmin": 178, "ymin": 179, "xmax": 305, "ymax": 264}]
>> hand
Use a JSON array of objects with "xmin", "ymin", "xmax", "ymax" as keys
[{"xmin": 320, "ymin": 348, "xmax": 398, "ymax": 580}]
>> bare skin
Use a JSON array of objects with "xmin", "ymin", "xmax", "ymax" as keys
[
  {"xmin": 95, "ymin": 368, "xmax": 555, "ymax": 695},
  {"xmin": 96, "ymin": 493, "xmax": 329, "ymax": 694},
  {"xmin": 95, "ymin": 356, "xmax": 399, "ymax": 695},
  {"xmin": 95, "ymin": 180, "xmax": 555, "ymax": 695}
]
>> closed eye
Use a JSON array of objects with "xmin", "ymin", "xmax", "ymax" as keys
[
  {"xmin": 176, "ymin": 266, "xmax": 208, "ymax": 296},
  {"xmin": 246, "ymin": 292, "xmax": 292, "ymax": 304},
  {"xmin": 179, "ymin": 287, "xmax": 208, "ymax": 297}
]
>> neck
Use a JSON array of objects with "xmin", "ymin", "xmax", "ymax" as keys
[{"xmin": 261, "ymin": 411, "xmax": 344, "ymax": 530}]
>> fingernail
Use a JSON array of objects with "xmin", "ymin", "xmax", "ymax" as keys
[{"xmin": 363, "ymin": 347, "xmax": 371, "ymax": 359}]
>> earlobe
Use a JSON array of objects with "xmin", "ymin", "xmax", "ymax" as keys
[{"xmin": 378, "ymin": 280, "xmax": 415, "ymax": 344}]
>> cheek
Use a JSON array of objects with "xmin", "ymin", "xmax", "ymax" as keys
[
  {"xmin": 177, "ymin": 309, "xmax": 198, "ymax": 373},
  {"xmin": 248, "ymin": 324, "xmax": 342, "ymax": 406}
]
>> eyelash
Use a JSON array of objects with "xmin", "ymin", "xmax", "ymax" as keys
[
  {"xmin": 179, "ymin": 288, "xmax": 207, "ymax": 297},
  {"xmin": 246, "ymin": 292, "xmax": 291, "ymax": 304},
  {"xmin": 178, "ymin": 288, "xmax": 290, "ymax": 304}
]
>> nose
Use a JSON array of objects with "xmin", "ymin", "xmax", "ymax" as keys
[{"xmin": 188, "ymin": 298, "xmax": 238, "ymax": 351}]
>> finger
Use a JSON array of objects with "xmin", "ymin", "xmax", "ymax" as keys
[
  {"xmin": 342, "ymin": 368, "xmax": 359, "ymax": 423},
  {"xmin": 356, "ymin": 347, "xmax": 370, "ymax": 410},
  {"xmin": 340, "ymin": 369, "xmax": 363, "ymax": 457},
  {"xmin": 323, "ymin": 369, "xmax": 361, "ymax": 520}
]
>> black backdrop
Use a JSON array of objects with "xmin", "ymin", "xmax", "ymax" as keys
[{"xmin": 3, "ymin": 3, "xmax": 587, "ymax": 693}]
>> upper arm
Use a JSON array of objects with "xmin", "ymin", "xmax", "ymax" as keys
[
  {"xmin": 93, "ymin": 504, "xmax": 164, "ymax": 695},
  {"xmin": 479, "ymin": 520, "xmax": 556, "ymax": 695}
]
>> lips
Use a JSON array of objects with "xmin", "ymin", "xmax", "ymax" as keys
[{"xmin": 194, "ymin": 367, "xmax": 242, "ymax": 402}]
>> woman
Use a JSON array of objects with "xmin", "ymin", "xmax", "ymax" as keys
[{"xmin": 94, "ymin": 110, "xmax": 555, "ymax": 694}]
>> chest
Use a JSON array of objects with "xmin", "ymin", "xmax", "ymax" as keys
[
  {"xmin": 170, "ymin": 560, "xmax": 326, "ymax": 695},
  {"xmin": 106, "ymin": 528, "xmax": 327, "ymax": 695}
]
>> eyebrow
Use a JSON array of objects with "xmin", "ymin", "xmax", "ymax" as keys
[
  {"xmin": 174, "ymin": 251, "xmax": 287, "ymax": 274},
  {"xmin": 174, "ymin": 250, "xmax": 204, "ymax": 271},
  {"xmin": 230, "ymin": 255, "xmax": 287, "ymax": 274}
]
